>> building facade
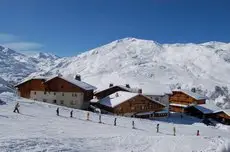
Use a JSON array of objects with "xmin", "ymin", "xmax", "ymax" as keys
[
  {"xmin": 97, "ymin": 91, "xmax": 165, "ymax": 116},
  {"xmin": 15, "ymin": 75, "xmax": 96, "ymax": 109},
  {"xmin": 169, "ymin": 89, "xmax": 206, "ymax": 113}
]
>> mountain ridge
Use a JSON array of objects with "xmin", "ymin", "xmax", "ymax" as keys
[{"xmin": 1, "ymin": 38, "xmax": 230, "ymax": 108}]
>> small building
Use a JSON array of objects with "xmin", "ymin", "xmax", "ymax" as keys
[
  {"xmin": 212, "ymin": 110, "xmax": 230, "ymax": 125},
  {"xmin": 96, "ymin": 91, "xmax": 165, "ymax": 116},
  {"xmin": 94, "ymin": 83, "xmax": 171, "ymax": 108},
  {"xmin": 169, "ymin": 89, "xmax": 207, "ymax": 112},
  {"xmin": 15, "ymin": 75, "xmax": 96, "ymax": 109},
  {"xmin": 185, "ymin": 103, "xmax": 222, "ymax": 119},
  {"xmin": 94, "ymin": 84, "xmax": 138, "ymax": 99}
]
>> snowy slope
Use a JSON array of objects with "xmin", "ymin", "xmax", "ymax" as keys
[
  {"xmin": 0, "ymin": 92, "xmax": 230, "ymax": 152},
  {"xmin": 0, "ymin": 77, "xmax": 14, "ymax": 93},
  {"xmin": 30, "ymin": 38, "xmax": 230, "ymax": 108},
  {"xmin": 0, "ymin": 45, "xmax": 58, "ymax": 83}
]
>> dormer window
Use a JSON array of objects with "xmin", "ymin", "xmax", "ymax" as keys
[{"xmin": 61, "ymin": 85, "xmax": 64, "ymax": 89}]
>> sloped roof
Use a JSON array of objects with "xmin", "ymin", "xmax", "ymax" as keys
[
  {"xmin": 95, "ymin": 85, "xmax": 138, "ymax": 94},
  {"xmin": 99, "ymin": 91, "xmax": 138, "ymax": 108},
  {"xmin": 173, "ymin": 89, "xmax": 207, "ymax": 100},
  {"xmin": 45, "ymin": 75, "xmax": 96, "ymax": 91},
  {"xmin": 193, "ymin": 104, "xmax": 222, "ymax": 114},
  {"xmin": 216, "ymin": 109, "xmax": 230, "ymax": 116},
  {"xmin": 15, "ymin": 76, "xmax": 47, "ymax": 87},
  {"xmin": 169, "ymin": 103, "xmax": 189, "ymax": 108},
  {"xmin": 99, "ymin": 91, "xmax": 165, "ymax": 108},
  {"xmin": 95, "ymin": 84, "xmax": 171, "ymax": 96},
  {"xmin": 223, "ymin": 109, "xmax": 230, "ymax": 116}
]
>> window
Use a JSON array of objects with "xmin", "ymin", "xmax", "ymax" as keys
[
  {"xmin": 34, "ymin": 92, "xmax": 36, "ymax": 95},
  {"xmin": 54, "ymin": 92, "xmax": 56, "ymax": 95},
  {"xmin": 60, "ymin": 100, "xmax": 64, "ymax": 105},
  {"xmin": 75, "ymin": 93, "xmax": 78, "ymax": 97},
  {"xmin": 61, "ymin": 85, "xmax": 64, "ymax": 89},
  {"xmin": 53, "ymin": 100, "xmax": 57, "ymax": 104},
  {"xmin": 131, "ymin": 107, "xmax": 135, "ymax": 110},
  {"xmin": 141, "ymin": 106, "xmax": 145, "ymax": 110},
  {"xmin": 71, "ymin": 100, "xmax": 76, "ymax": 105},
  {"xmin": 43, "ymin": 99, "xmax": 47, "ymax": 102},
  {"xmin": 44, "ymin": 91, "xmax": 47, "ymax": 95},
  {"xmin": 62, "ymin": 93, "xmax": 64, "ymax": 96}
]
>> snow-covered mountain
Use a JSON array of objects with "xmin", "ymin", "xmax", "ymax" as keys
[
  {"xmin": 1, "ymin": 38, "xmax": 230, "ymax": 108},
  {"xmin": 0, "ymin": 45, "xmax": 58, "ymax": 83},
  {"xmin": 29, "ymin": 38, "xmax": 230, "ymax": 108}
]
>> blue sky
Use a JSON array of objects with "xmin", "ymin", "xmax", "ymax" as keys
[{"xmin": 0, "ymin": 0, "xmax": 229, "ymax": 56}]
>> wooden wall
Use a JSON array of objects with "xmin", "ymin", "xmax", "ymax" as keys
[
  {"xmin": 98, "ymin": 95, "xmax": 165, "ymax": 115},
  {"xmin": 169, "ymin": 91, "xmax": 205, "ymax": 105},
  {"xmin": 16, "ymin": 77, "xmax": 94, "ymax": 102},
  {"xmin": 169, "ymin": 106, "xmax": 185, "ymax": 113},
  {"xmin": 17, "ymin": 79, "xmax": 46, "ymax": 98}
]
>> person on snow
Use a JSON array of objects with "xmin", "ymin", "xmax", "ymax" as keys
[
  {"xmin": 13, "ymin": 102, "xmax": 20, "ymax": 113},
  {"xmin": 197, "ymin": 130, "xmax": 200, "ymax": 136},
  {"xmin": 156, "ymin": 124, "xmax": 159, "ymax": 133},
  {"xmin": 99, "ymin": 113, "xmax": 102, "ymax": 123},
  {"xmin": 56, "ymin": 107, "xmax": 59, "ymax": 116},
  {"xmin": 114, "ymin": 118, "xmax": 117, "ymax": 126},
  {"xmin": 132, "ymin": 120, "xmax": 135, "ymax": 129},
  {"xmin": 86, "ymin": 112, "xmax": 90, "ymax": 120},
  {"xmin": 70, "ymin": 110, "xmax": 73, "ymax": 118},
  {"xmin": 173, "ymin": 127, "xmax": 176, "ymax": 136}
]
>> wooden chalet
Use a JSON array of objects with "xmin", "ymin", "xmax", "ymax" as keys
[
  {"xmin": 96, "ymin": 91, "xmax": 165, "ymax": 117},
  {"xmin": 169, "ymin": 89, "xmax": 206, "ymax": 113},
  {"xmin": 212, "ymin": 110, "xmax": 230, "ymax": 125},
  {"xmin": 94, "ymin": 84, "xmax": 139, "ymax": 99},
  {"xmin": 15, "ymin": 75, "xmax": 96, "ymax": 109},
  {"xmin": 185, "ymin": 103, "xmax": 221, "ymax": 119}
]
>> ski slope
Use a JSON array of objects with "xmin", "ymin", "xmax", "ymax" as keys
[{"xmin": 0, "ymin": 92, "xmax": 230, "ymax": 152}]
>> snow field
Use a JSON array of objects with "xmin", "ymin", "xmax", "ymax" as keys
[{"xmin": 0, "ymin": 93, "xmax": 230, "ymax": 152}]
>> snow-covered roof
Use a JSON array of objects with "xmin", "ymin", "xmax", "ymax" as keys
[
  {"xmin": 95, "ymin": 85, "xmax": 138, "ymax": 94},
  {"xmin": 99, "ymin": 91, "xmax": 138, "ymax": 108},
  {"xmin": 15, "ymin": 75, "xmax": 96, "ymax": 91},
  {"xmin": 90, "ymin": 98, "xmax": 99, "ymax": 103},
  {"xmin": 173, "ymin": 89, "xmax": 207, "ymax": 100},
  {"xmin": 169, "ymin": 103, "xmax": 189, "ymax": 108},
  {"xmin": 192, "ymin": 104, "xmax": 222, "ymax": 114},
  {"xmin": 99, "ymin": 91, "xmax": 165, "ymax": 108},
  {"xmin": 15, "ymin": 76, "xmax": 47, "ymax": 87},
  {"xmin": 45, "ymin": 75, "xmax": 97, "ymax": 91},
  {"xmin": 223, "ymin": 109, "xmax": 230, "ymax": 116},
  {"xmin": 95, "ymin": 84, "xmax": 171, "ymax": 96}
]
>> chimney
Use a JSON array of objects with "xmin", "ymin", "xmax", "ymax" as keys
[
  {"xmin": 109, "ymin": 83, "xmax": 114, "ymax": 87},
  {"xmin": 115, "ymin": 92, "xmax": 119, "ymax": 97},
  {"xmin": 75, "ymin": 74, "xmax": 81, "ymax": 81},
  {"xmin": 138, "ymin": 89, "xmax": 142, "ymax": 94},
  {"xmin": 125, "ymin": 84, "xmax": 130, "ymax": 88},
  {"xmin": 191, "ymin": 88, "xmax": 196, "ymax": 93}
]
